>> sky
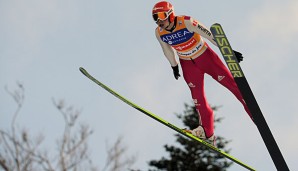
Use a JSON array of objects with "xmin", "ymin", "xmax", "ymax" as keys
[{"xmin": 1, "ymin": 0, "xmax": 298, "ymax": 170}]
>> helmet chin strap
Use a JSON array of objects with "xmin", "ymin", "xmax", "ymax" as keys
[{"xmin": 165, "ymin": 17, "xmax": 176, "ymax": 32}]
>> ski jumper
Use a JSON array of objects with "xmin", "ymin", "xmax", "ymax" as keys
[{"xmin": 155, "ymin": 16, "xmax": 252, "ymax": 138}]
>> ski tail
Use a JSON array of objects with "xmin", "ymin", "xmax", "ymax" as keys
[{"xmin": 79, "ymin": 67, "xmax": 256, "ymax": 171}]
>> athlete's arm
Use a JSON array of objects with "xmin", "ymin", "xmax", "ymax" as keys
[
  {"xmin": 184, "ymin": 16, "xmax": 217, "ymax": 46},
  {"xmin": 155, "ymin": 28, "xmax": 178, "ymax": 67}
]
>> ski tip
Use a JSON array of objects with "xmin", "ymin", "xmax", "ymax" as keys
[
  {"xmin": 79, "ymin": 67, "xmax": 88, "ymax": 75},
  {"xmin": 79, "ymin": 67, "xmax": 85, "ymax": 72},
  {"xmin": 211, "ymin": 23, "xmax": 221, "ymax": 27}
]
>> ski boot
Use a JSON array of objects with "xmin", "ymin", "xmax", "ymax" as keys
[{"xmin": 184, "ymin": 126, "xmax": 216, "ymax": 146}]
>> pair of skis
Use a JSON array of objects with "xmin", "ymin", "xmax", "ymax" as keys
[
  {"xmin": 79, "ymin": 67, "xmax": 255, "ymax": 171},
  {"xmin": 80, "ymin": 24, "xmax": 289, "ymax": 171}
]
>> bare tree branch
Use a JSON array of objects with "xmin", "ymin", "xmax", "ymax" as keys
[
  {"xmin": 4, "ymin": 82, "xmax": 25, "ymax": 171},
  {"xmin": 103, "ymin": 136, "xmax": 137, "ymax": 171},
  {"xmin": 53, "ymin": 98, "xmax": 94, "ymax": 171},
  {"xmin": 1, "ymin": 83, "xmax": 137, "ymax": 171}
]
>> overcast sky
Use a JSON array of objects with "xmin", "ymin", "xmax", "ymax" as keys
[{"xmin": 1, "ymin": 0, "xmax": 297, "ymax": 170}]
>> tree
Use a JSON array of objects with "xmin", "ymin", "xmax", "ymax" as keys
[
  {"xmin": 148, "ymin": 103, "xmax": 233, "ymax": 171},
  {"xmin": 0, "ymin": 82, "xmax": 137, "ymax": 171},
  {"xmin": 102, "ymin": 136, "xmax": 136, "ymax": 171}
]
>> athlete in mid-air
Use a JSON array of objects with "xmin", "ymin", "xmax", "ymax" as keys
[{"xmin": 152, "ymin": 1, "xmax": 252, "ymax": 143}]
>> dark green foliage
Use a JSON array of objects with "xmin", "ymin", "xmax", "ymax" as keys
[{"xmin": 148, "ymin": 103, "xmax": 232, "ymax": 171}]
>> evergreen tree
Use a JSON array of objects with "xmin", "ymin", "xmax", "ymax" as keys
[{"xmin": 148, "ymin": 103, "xmax": 232, "ymax": 171}]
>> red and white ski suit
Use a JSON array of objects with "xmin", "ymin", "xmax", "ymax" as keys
[{"xmin": 155, "ymin": 15, "xmax": 251, "ymax": 138}]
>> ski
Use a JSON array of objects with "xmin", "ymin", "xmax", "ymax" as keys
[
  {"xmin": 210, "ymin": 23, "xmax": 289, "ymax": 171},
  {"xmin": 79, "ymin": 67, "xmax": 255, "ymax": 171}
]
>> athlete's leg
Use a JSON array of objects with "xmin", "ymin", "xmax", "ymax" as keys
[
  {"xmin": 180, "ymin": 59, "xmax": 214, "ymax": 138},
  {"xmin": 203, "ymin": 47, "xmax": 252, "ymax": 118}
]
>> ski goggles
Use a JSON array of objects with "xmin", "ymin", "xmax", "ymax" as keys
[{"xmin": 152, "ymin": 9, "xmax": 173, "ymax": 23}]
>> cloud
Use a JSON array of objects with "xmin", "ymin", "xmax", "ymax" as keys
[
  {"xmin": 246, "ymin": 1, "xmax": 298, "ymax": 42},
  {"xmin": 242, "ymin": 2, "xmax": 298, "ymax": 170},
  {"xmin": 0, "ymin": 0, "xmax": 82, "ymax": 74},
  {"xmin": 237, "ymin": 1, "xmax": 298, "ymax": 81},
  {"xmin": 2, "ymin": 1, "xmax": 58, "ymax": 46}
]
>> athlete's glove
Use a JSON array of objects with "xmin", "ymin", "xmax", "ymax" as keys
[
  {"xmin": 171, "ymin": 65, "xmax": 181, "ymax": 80},
  {"xmin": 233, "ymin": 50, "xmax": 243, "ymax": 63}
]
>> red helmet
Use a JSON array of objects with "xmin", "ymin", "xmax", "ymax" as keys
[{"xmin": 152, "ymin": 1, "xmax": 175, "ymax": 23}]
